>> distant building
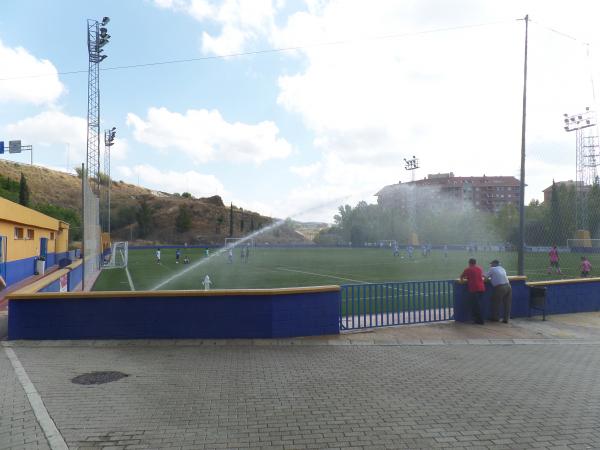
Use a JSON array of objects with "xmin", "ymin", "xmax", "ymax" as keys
[
  {"xmin": 542, "ymin": 180, "xmax": 589, "ymax": 204},
  {"xmin": 376, "ymin": 172, "xmax": 521, "ymax": 213}
]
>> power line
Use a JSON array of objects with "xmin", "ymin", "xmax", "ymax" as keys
[
  {"xmin": 0, "ymin": 19, "xmax": 512, "ymax": 82},
  {"xmin": 530, "ymin": 20, "xmax": 588, "ymax": 44}
]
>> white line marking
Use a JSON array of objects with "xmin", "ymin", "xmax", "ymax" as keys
[
  {"xmin": 276, "ymin": 267, "xmax": 367, "ymax": 283},
  {"xmin": 2, "ymin": 344, "xmax": 68, "ymax": 450},
  {"xmin": 125, "ymin": 266, "xmax": 135, "ymax": 291}
]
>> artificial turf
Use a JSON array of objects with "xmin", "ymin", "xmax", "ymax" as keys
[{"xmin": 92, "ymin": 246, "xmax": 596, "ymax": 291}]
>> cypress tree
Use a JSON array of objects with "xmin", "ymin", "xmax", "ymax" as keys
[
  {"xmin": 19, "ymin": 173, "xmax": 30, "ymax": 206},
  {"xmin": 229, "ymin": 202, "xmax": 234, "ymax": 237}
]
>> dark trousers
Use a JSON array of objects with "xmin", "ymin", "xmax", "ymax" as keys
[
  {"xmin": 468, "ymin": 291, "xmax": 484, "ymax": 324},
  {"xmin": 491, "ymin": 284, "xmax": 512, "ymax": 322}
]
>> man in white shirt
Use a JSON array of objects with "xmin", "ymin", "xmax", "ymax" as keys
[{"xmin": 485, "ymin": 259, "xmax": 512, "ymax": 323}]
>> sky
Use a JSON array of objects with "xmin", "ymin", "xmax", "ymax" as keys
[{"xmin": 1, "ymin": 0, "xmax": 600, "ymax": 223}]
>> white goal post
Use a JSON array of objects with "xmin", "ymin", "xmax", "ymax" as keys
[
  {"xmin": 103, "ymin": 241, "xmax": 129, "ymax": 269},
  {"xmin": 224, "ymin": 238, "xmax": 255, "ymax": 249}
]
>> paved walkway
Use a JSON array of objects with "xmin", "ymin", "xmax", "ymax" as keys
[{"xmin": 3, "ymin": 313, "xmax": 600, "ymax": 449}]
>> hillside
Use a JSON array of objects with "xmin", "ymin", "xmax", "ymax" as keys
[{"xmin": 0, "ymin": 160, "xmax": 313, "ymax": 245}]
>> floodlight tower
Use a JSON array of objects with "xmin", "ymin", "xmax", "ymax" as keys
[
  {"xmin": 103, "ymin": 127, "xmax": 116, "ymax": 234},
  {"xmin": 404, "ymin": 155, "xmax": 419, "ymax": 181},
  {"xmin": 563, "ymin": 107, "xmax": 599, "ymax": 242},
  {"xmin": 404, "ymin": 155, "xmax": 420, "ymax": 245},
  {"xmin": 86, "ymin": 16, "xmax": 111, "ymax": 196}
]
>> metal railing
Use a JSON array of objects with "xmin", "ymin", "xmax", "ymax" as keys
[{"xmin": 340, "ymin": 280, "xmax": 454, "ymax": 330}]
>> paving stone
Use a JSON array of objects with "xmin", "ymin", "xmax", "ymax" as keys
[{"xmin": 3, "ymin": 343, "xmax": 600, "ymax": 448}]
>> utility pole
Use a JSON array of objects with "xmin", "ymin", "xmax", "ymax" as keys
[{"xmin": 517, "ymin": 14, "xmax": 528, "ymax": 276}]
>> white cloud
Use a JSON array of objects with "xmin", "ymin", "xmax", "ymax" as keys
[
  {"xmin": 153, "ymin": 0, "xmax": 279, "ymax": 54},
  {"xmin": 126, "ymin": 107, "xmax": 292, "ymax": 164},
  {"xmin": 0, "ymin": 39, "xmax": 64, "ymax": 104},
  {"xmin": 116, "ymin": 164, "xmax": 227, "ymax": 198},
  {"xmin": 108, "ymin": 137, "xmax": 128, "ymax": 162},
  {"xmin": 290, "ymin": 161, "xmax": 321, "ymax": 178},
  {"xmin": 4, "ymin": 110, "xmax": 87, "ymax": 165},
  {"xmin": 271, "ymin": 0, "xmax": 600, "ymax": 214}
]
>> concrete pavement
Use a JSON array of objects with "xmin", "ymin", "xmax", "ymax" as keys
[{"xmin": 2, "ymin": 313, "xmax": 600, "ymax": 449}]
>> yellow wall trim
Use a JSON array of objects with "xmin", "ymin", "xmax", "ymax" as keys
[
  {"xmin": 527, "ymin": 277, "xmax": 600, "ymax": 287},
  {"xmin": 9, "ymin": 259, "xmax": 82, "ymax": 295},
  {"xmin": 8, "ymin": 284, "xmax": 341, "ymax": 300}
]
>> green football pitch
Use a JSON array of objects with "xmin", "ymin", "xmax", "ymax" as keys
[{"xmin": 92, "ymin": 247, "xmax": 598, "ymax": 292}]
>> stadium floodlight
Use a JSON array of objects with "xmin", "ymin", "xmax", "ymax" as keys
[
  {"xmin": 563, "ymin": 108, "xmax": 600, "ymax": 232},
  {"xmin": 87, "ymin": 16, "xmax": 112, "ymax": 196},
  {"xmin": 104, "ymin": 127, "xmax": 116, "ymax": 234}
]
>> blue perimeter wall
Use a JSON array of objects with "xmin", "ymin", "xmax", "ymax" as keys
[
  {"xmin": 8, "ymin": 288, "xmax": 340, "ymax": 340},
  {"xmin": 454, "ymin": 278, "xmax": 600, "ymax": 321},
  {"xmin": 4, "ymin": 251, "xmax": 71, "ymax": 286}
]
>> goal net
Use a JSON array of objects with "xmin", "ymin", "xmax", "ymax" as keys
[
  {"xmin": 103, "ymin": 241, "xmax": 129, "ymax": 269},
  {"xmin": 378, "ymin": 240, "xmax": 398, "ymax": 248},
  {"xmin": 567, "ymin": 239, "xmax": 600, "ymax": 251},
  {"xmin": 224, "ymin": 238, "xmax": 255, "ymax": 249}
]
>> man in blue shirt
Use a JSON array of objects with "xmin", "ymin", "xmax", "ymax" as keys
[{"xmin": 485, "ymin": 260, "xmax": 512, "ymax": 323}]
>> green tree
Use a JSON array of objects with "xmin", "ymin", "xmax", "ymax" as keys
[
  {"xmin": 215, "ymin": 216, "xmax": 224, "ymax": 234},
  {"xmin": 111, "ymin": 206, "xmax": 136, "ymax": 230},
  {"xmin": 175, "ymin": 205, "xmax": 192, "ymax": 233},
  {"xmin": 229, "ymin": 202, "xmax": 234, "ymax": 237},
  {"xmin": 588, "ymin": 183, "xmax": 600, "ymax": 238},
  {"xmin": 18, "ymin": 173, "xmax": 30, "ymax": 206},
  {"xmin": 548, "ymin": 181, "xmax": 561, "ymax": 244},
  {"xmin": 181, "ymin": 192, "xmax": 192, "ymax": 198},
  {"xmin": 34, "ymin": 203, "xmax": 82, "ymax": 242},
  {"xmin": 136, "ymin": 200, "xmax": 154, "ymax": 238}
]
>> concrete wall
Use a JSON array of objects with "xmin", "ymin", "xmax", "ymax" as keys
[
  {"xmin": 454, "ymin": 277, "xmax": 600, "ymax": 321},
  {"xmin": 7, "ymin": 285, "xmax": 340, "ymax": 340}
]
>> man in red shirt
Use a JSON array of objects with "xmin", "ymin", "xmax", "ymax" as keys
[{"xmin": 460, "ymin": 258, "xmax": 486, "ymax": 324}]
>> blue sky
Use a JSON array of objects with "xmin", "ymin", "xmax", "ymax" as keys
[{"xmin": 1, "ymin": 0, "xmax": 600, "ymax": 222}]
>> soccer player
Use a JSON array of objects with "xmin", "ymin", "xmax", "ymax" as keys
[
  {"xmin": 183, "ymin": 255, "xmax": 190, "ymax": 264},
  {"xmin": 175, "ymin": 249, "xmax": 181, "ymax": 264},
  {"xmin": 407, "ymin": 245, "xmax": 414, "ymax": 259},
  {"xmin": 547, "ymin": 245, "xmax": 562, "ymax": 274},
  {"xmin": 393, "ymin": 242, "xmax": 399, "ymax": 257},
  {"xmin": 244, "ymin": 244, "xmax": 250, "ymax": 262},
  {"xmin": 228, "ymin": 249, "xmax": 233, "ymax": 264},
  {"xmin": 156, "ymin": 248, "xmax": 161, "ymax": 264},
  {"xmin": 443, "ymin": 244, "xmax": 448, "ymax": 258},
  {"xmin": 581, "ymin": 256, "xmax": 592, "ymax": 277},
  {"xmin": 205, "ymin": 248, "xmax": 209, "ymax": 257}
]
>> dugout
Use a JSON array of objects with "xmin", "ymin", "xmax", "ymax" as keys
[{"xmin": 0, "ymin": 197, "xmax": 70, "ymax": 288}]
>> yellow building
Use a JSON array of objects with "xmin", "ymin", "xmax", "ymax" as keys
[{"xmin": 0, "ymin": 197, "xmax": 70, "ymax": 287}]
